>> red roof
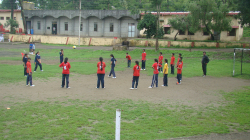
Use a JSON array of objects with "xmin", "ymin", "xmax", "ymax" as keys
[
  {"xmin": 0, "ymin": 10, "xmax": 21, "ymax": 12},
  {"xmin": 141, "ymin": 12, "xmax": 239, "ymax": 16},
  {"xmin": 163, "ymin": 25, "xmax": 171, "ymax": 27}
]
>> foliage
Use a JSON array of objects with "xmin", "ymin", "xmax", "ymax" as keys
[
  {"xmin": 243, "ymin": 27, "xmax": 250, "ymax": 37},
  {"xmin": 188, "ymin": 0, "xmax": 232, "ymax": 40},
  {"xmin": 137, "ymin": 13, "xmax": 158, "ymax": 39},
  {"xmin": 0, "ymin": 0, "xmax": 18, "ymax": 9},
  {"xmin": 4, "ymin": 19, "xmax": 19, "ymax": 34},
  {"xmin": 237, "ymin": 0, "xmax": 250, "ymax": 26}
]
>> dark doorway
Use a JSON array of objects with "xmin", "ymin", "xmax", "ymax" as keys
[{"xmin": 52, "ymin": 22, "xmax": 57, "ymax": 35}]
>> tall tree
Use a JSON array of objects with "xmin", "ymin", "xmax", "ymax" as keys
[
  {"xmin": 1, "ymin": 0, "xmax": 18, "ymax": 9},
  {"xmin": 188, "ymin": 0, "xmax": 232, "ymax": 40},
  {"xmin": 19, "ymin": 0, "xmax": 27, "ymax": 34},
  {"xmin": 238, "ymin": 0, "xmax": 250, "ymax": 27}
]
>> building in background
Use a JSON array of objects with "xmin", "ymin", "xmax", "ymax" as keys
[
  {"xmin": 140, "ymin": 12, "xmax": 243, "ymax": 41},
  {"xmin": 0, "ymin": 10, "xmax": 23, "ymax": 33},
  {"xmin": 24, "ymin": 10, "xmax": 140, "ymax": 38}
]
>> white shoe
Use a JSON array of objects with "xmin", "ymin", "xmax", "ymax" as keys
[
  {"xmin": 135, "ymin": 88, "xmax": 137, "ymax": 90},
  {"xmin": 141, "ymin": 69, "xmax": 143, "ymax": 70},
  {"xmin": 34, "ymin": 71, "xmax": 36, "ymax": 72},
  {"xmin": 103, "ymin": 87, "xmax": 105, "ymax": 89},
  {"xmin": 148, "ymin": 86, "xmax": 153, "ymax": 88},
  {"xmin": 67, "ymin": 87, "xmax": 71, "ymax": 89},
  {"xmin": 112, "ymin": 77, "xmax": 116, "ymax": 79},
  {"xmin": 162, "ymin": 85, "xmax": 164, "ymax": 87},
  {"xmin": 41, "ymin": 70, "xmax": 43, "ymax": 72},
  {"xmin": 130, "ymin": 88, "xmax": 134, "ymax": 90},
  {"xmin": 26, "ymin": 84, "xmax": 29, "ymax": 86},
  {"xmin": 30, "ymin": 85, "xmax": 35, "ymax": 87},
  {"xmin": 108, "ymin": 75, "xmax": 111, "ymax": 78},
  {"xmin": 144, "ymin": 69, "xmax": 146, "ymax": 70}
]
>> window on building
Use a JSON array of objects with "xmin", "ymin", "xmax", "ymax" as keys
[
  {"xmin": 0, "ymin": 17, "xmax": 4, "ymax": 20},
  {"xmin": 228, "ymin": 28, "xmax": 236, "ymax": 36},
  {"xmin": 6, "ymin": 17, "xmax": 10, "ymax": 20},
  {"xmin": 164, "ymin": 27, "xmax": 170, "ymax": 34},
  {"xmin": 14, "ymin": 17, "xmax": 16, "ymax": 20},
  {"xmin": 94, "ymin": 23, "xmax": 98, "ymax": 32},
  {"xmin": 47, "ymin": 27, "xmax": 50, "ymax": 30},
  {"xmin": 179, "ymin": 30, "xmax": 185, "ymax": 35},
  {"xmin": 37, "ymin": 21, "xmax": 41, "ymax": 30},
  {"xmin": 80, "ymin": 22, "xmax": 83, "ymax": 31},
  {"xmin": 110, "ymin": 23, "xmax": 114, "ymax": 32},
  {"xmin": 188, "ymin": 30, "xmax": 194, "ymax": 35},
  {"xmin": 65, "ymin": 22, "xmax": 68, "ymax": 31},
  {"xmin": 203, "ymin": 31, "xmax": 209, "ymax": 36}
]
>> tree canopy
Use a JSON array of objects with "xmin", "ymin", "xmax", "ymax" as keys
[{"xmin": 238, "ymin": 0, "xmax": 250, "ymax": 27}]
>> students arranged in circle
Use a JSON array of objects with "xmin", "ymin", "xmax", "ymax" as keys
[
  {"xmin": 34, "ymin": 51, "xmax": 43, "ymax": 72},
  {"xmin": 141, "ymin": 49, "xmax": 147, "ymax": 70},
  {"xmin": 130, "ymin": 61, "xmax": 140, "ymax": 90},
  {"xmin": 59, "ymin": 49, "xmax": 64, "ymax": 63},
  {"xmin": 97, "ymin": 57, "xmax": 106, "ymax": 89},
  {"xmin": 108, "ymin": 54, "xmax": 117, "ymax": 78},
  {"xmin": 26, "ymin": 57, "xmax": 35, "ymax": 87},
  {"xmin": 148, "ymin": 59, "xmax": 162, "ymax": 88},
  {"xmin": 59, "ymin": 57, "xmax": 71, "ymax": 89},
  {"xmin": 126, "ymin": 53, "xmax": 132, "ymax": 68}
]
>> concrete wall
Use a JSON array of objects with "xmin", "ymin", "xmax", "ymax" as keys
[{"xmin": 0, "ymin": 11, "xmax": 24, "ymax": 31}]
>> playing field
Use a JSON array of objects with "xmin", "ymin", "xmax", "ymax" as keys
[{"xmin": 0, "ymin": 43, "xmax": 250, "ymax": 139}]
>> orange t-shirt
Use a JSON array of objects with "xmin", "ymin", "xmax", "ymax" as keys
[
  {"xmin": 159, "ymin": 55, "xmax": 163, "ymax": 64},
  {"xmin": 142, "ymin": 52, "xmax": 146, "ymax": 60},
  {"xmin": 133, "ymin": 65, "xmax": 140, "ymax": 76},
  {"xmin": 126, "ymin": 55, "xmax": 132, "ymax": 60},
  {"xmin": 177, "ymin": 63, "xmax": 183, "ymax": 74},
  {"xmin": 152, "ymin": 62, "xmax": 161, "ymax": 74},
  {"xmin": 59, "ymin": 62, "xmax": 71, "ymax": 74},
  {"xmin": 171, "ymin": 56, "xmax": 175, "ymax": 65},
  {"xmin": 97, "ymin": 61, "xmax": 106, "ymax": 74},
  {"xmin": 26, "ymin": 61, "xmax": 32, "ymax": 73}
]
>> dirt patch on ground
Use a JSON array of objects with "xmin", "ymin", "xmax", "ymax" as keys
[{"xmin": 1, "ymin": 69, "xmax": 249, "ymax": 107}]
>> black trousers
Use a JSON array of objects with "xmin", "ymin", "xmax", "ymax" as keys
[
  {"xmin": 24, "ymin": 67, "xmax": 27, "ymax": 76},
  {"xmin": 163, "ymin": 74, "xmax": 168, "ymax": 86},
  {"xmin": 97, "ymin": 74, "xmax": 105, "ymax": 88},
  {"xmin": 171, "ymin": 64, "xmax": 174, "ymax": 74},
  {"xmin": 141, "ymin": 60, "xmax": 146, "ymax": 69},
  {"xmin": 62, "ymin": 74, "xmax": 69, "ymax": 88},
  {"xmin": 34, "ymin": 62, "xmax": 42, "ymax": 71},
  {"xmin": 202, "ymin": 64, "xmax": 207, "ymax": 75},
  {"xmin": 132, "ymin": 76, "xmax": 139, "ymax": 88},
  {"xmin": 26, "ymin": 73, "xmax": 33, "ymax": 85},
  {"xmin": 60, "ymin": 58, "xmax": 63, "ymax": 64}
]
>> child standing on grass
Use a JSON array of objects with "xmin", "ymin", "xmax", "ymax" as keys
[
  {"xmin": 148, "ymin": 59, "xmax": 162, "ymax": 88},
  {"xmin": 23, "ymin": 53, "xmax": 28, "ymax": 76},
  {"xmin": 108, "ymin": 54, "xmax": 117, "ymax": 78},
  {"xmin": 34, "ymin": 51, "xmax": 43, "ymax": 72},
  {"xmin": 130, "ymin": 61, "xmax": 140, "ymax": 90},
  {"xmin": 162, "ymin": 59, "xmax": 168, "ymax": 87},
  {"xmin": 59, "ymin": 49, "xmax": 64, "ymax": 63},
  {"xmin": 29, "ymin": 43, "xmax": 33, "ymax": 54},
  {"xmin": 170, "ymin": 53, "xmax": 175, "ymax": 74},
  {"xmin": 59, "ymin": 57, "xmax": 71, "ymax": 89},
  {"xmin": 97, "ymin": 57, "xmax": 106, "ymax": 89},
  {"xmin": 141, "ymin": 49, "xmax": 147, "ymax": 70},
  {"xmin": 32, "ymin": 43, "xmax": 36, "ymax": 55},
  {"xmin": 26, "ymin": 57, "xmax": 35, "ymax": 87},
  {"xmin": 158, "ymin": 52, "xmax": 163, "ymax": 73},
  {"xmin": 126, "ymin": 53, "xmax": 132, "ymax": 68},
  {"xmin": 176, "ymin": 60, "xmax": 183, "ymax": 85}
]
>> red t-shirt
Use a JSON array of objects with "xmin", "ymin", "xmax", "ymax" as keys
[
  {"xmin": 26, "ymin": 61, "xmax": 32, "ymax": 73},
  {"xmin": 171, "ymin": 56, "xmax": 175, "ymax": 65},
  {"xmin": 126, "ymin": 55, "xmax": 131, "ymax": 60},
  {"xmin": 152, "ymin": 62, "xmax": 161, "ymax": 74},
  {"xmin": 142, "ymin": 52, "xmax": 146, "ymax": 60},
  {"xmin": 159, "ymin": 55, "xmax": 163, "ymax": 64},
  {"xmin": 177, "ymin": 63, "xmax": 183, "ymax": 74},
  {"xmin": 133, "ymin": 65, "xmax": 140, "ymax": 76},
  {"xmin": 97, "ymin": 61, "xmax": 106, "ymax": 74},
  {"xmin": 59, "ymin": 62, "xmax": 71, "ymax": 74}
]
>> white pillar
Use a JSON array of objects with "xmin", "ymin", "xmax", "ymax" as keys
[{"xmin": 115, "ymin": 109, "xmax": 121, "ymax": 140}]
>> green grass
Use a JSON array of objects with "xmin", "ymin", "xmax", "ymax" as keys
[
  {"xmin": 0, "ymin": 87, "xmax": 250, "ymax": 139},
  {"xmin": 243, "ymin": 27, "xmax": 250, "ymax": 37}
]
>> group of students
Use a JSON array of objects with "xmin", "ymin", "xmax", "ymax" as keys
[{"xmin": 22, "ymin": 51, "xmax": 43, "ymax": 87}]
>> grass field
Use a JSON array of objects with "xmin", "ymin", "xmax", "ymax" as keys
[{"xmin": 0, "ymin": 47, "xmax": 250, "ymax": 139}]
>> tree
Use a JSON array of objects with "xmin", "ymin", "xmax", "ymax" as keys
[
  {"xmin": 1, "ymin": 0, "xmax": 18, "ymax": 9},
  {"xmin": 19, "ymin": 0, "xmax": 27, "ymax": 34},
  {"xmin": 4, "ymin": 19, "xmax": 19, "ymax": 34},
  {"xmin": 238, "ymin": 0, "xmax": 250, "ymax": 27},
  {"xmin": 137, "ymin": 13, "xmax": 164, "ymax": 39},
  {"xmin": 188, "ymin": 0, "xmax": 232, "ymax": 40}
]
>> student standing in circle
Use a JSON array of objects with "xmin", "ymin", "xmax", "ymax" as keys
[
  {"xmin": 108, "ymin": 54, "xmax": 117, "ymax": 78},
  {"xmin": 148, "ymin": 59, "xmax": 161, "ymax": 88},
  {"xmin": 170, "ymin": 53, "xmax": 175, "ymax": 74},
  {"xmin": 34, "ymin": 51, "xmax": 43, "ymax": 72},
  {"xmin": 158, "ymin": 52, "xmax": 163, "ymax": 73},
  {"xmin": 126, "ymin": 53, "xmax": 132, "ymax": 68},
  {"xmin": 176, "ymin": 60, "xmax": 183, "ymax": 85},
  {"xmin": 23, "ymin": 53, "xmax": 28, "ymax": 76},
  {"xmin": 141, "ymin": 49, "xmax": 147, "ymax": 70},
  {"xmin": 59, "ymin": 57, "xmax": 71, "ymax": 89},
  {"xmin": 202, "ymin": 52, "xmax": 209, "ymax": 77},
  {"xmin": 59, "ymin": 49, "xmax": 64, "ymax": 63},
  {"xmin": 130, "ymin": 61, "xmax": 140, "ymax": 90},
  {"xmin": 97, "ymin": 57, "xmax": 106, "ymax": 89},
  {"xmin": 26, "ymin": 57, "xmax": 35, "ymax": 87},
  {"xmin": 162, "ymin": 59, "xmax": 169, "ymax": 87}
]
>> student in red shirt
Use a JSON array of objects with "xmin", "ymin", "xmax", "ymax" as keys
[
  {"xmin": 97, "ymin": 57, "xmax": 106, "ymax": 89},
  {"xmin": 126, "ymin": 53, "xmax": 132, "ymax": 68},
  {"xmin": 141, "ymin": 49, "xmax": 147, "ymax": 70},
  {"xmin": 148, "ymin": 59, "xmax": 162, "ymax": 88},
  {"xmin": 177, "ymin": 53, "xmax": 182, "ymax": 66},
  {"xmin": 158, "ymin": 52, "xmax": 163, "ymax": 73},
  {"xmin": 26, "ymin": 57, "xmax": 35, "ymax": 87},
  {"xmin": 130, "ymin": 61, "xmax": 140, "ymax": 90},
  {"xmin": 176, "ymin": 60, "xmax": 183, "ymax": 85},
  {"xmin": 59, "ymin": 57, "xmax": 71, "ymax": 89},
  {"xmin": 170, "ymin": 53, "xmax": 175, "ymax": 74}
]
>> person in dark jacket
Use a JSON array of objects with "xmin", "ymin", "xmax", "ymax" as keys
[{"xmin": 202, "ymin": 52, "xmax": 209, "ymax": 77}]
